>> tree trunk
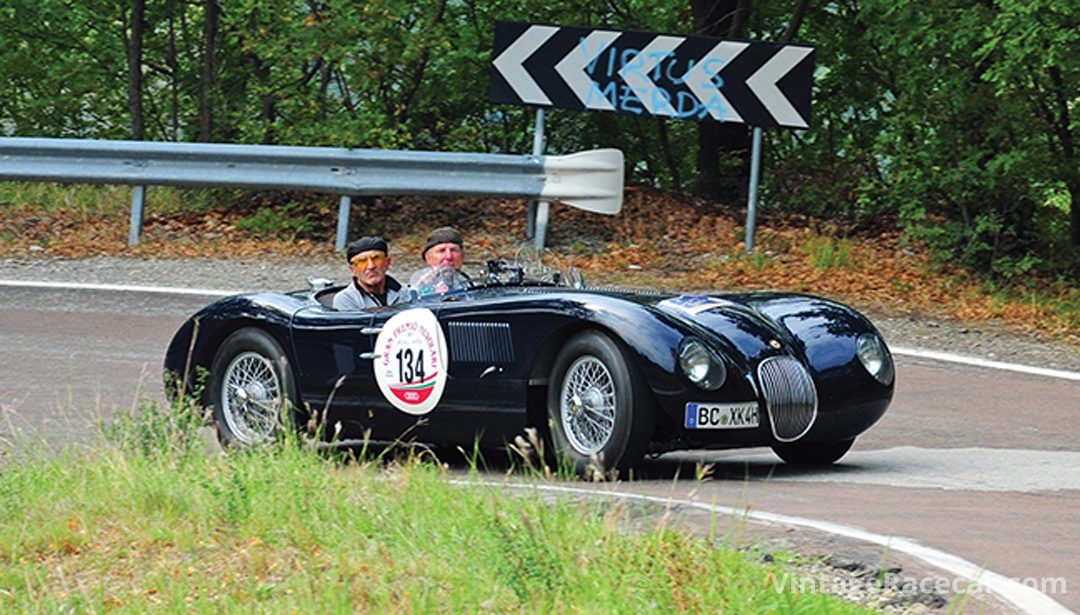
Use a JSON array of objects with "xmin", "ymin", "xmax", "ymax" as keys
[
  {"xmin": 198, "ymin": 0, "xmax": 221, "ymax": 142},
  {"xmin": 127, "ymin": 0, "xmax": 146, "ymax": 140},
  {"xmin": 691, "ymin": 0, "xmax": 752, "ymax": 204},
  {"xmin": 258, "ymin": 59, "xmax": 276, "ymax": 144},
  {"xmin": 1070, "ymin": 179, "xmax": 1080, "ymax": 248},
  {"xmin": 166, "ymin": 0, "xmax": 180, "ymax": 140},
  {"xmin": 782, "ymin": 0, "xmax": 811, "ymax": 43}
]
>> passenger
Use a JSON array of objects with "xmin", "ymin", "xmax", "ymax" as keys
[
  {"xmin": 421, "ymin": 226, "xmax": 466, "ymax": 270},
  {"xmin": 409, "ymin": 226, "xmax": 470, "ymax": 296},
  {"xmin": 333, "ymin": 236, "xmax": 406, "ymax": 310}
]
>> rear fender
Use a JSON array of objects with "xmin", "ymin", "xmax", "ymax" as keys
[{"xmin": 164, "ymin": 296, "xmax": 298, "ymax": 402}]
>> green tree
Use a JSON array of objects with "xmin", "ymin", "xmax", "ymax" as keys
[
  {"xmin": 763, "ymin": 0, "xmax": 1077, "ymax": 279},
  {"xmin": 1, "ymin": 0, "xmax": 1077, "ymax": 279},
  {"xmin": 979, "ymin": 0, "xmax": 1079, "ymax": 248},
  {"xmin": 0, "ymin": 0, "xmax": 130, "ymax": 138}
]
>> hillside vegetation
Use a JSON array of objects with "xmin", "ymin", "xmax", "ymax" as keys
[{"xmin": 3, "ymin": 184, "xmax": 1078, "ymax": 346}]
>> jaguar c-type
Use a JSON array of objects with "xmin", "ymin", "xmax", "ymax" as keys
[{"xmin": 163, "ymin": 258, "xmax": 894, "ymax": 473}]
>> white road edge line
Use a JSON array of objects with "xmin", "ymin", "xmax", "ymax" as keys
[
  {"xmin": 474, "ymin": 481, "xmax": 1073, "ymax": 615},
  {"xmin": 891, "ymin": 345, "xmax": 1080, "ymax": 381},
  {"xmin": 0, "ymin": 279, "xmax": 234, "ymax": 297},
  {"xmin": 3, "ymin": 279, "xmax": 1079, "ymax": 381}
]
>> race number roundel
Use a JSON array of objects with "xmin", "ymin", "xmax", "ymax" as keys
[{"xmin": 373, "ymin": 308, "xmax": 448, "ymax": 415}]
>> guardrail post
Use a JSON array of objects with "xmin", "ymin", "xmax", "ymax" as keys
[
  {"xmin": 336, "ymin": 195, "xmax": 352, "ymax": 250},
  {"xmin": 129, "ymin": 185, "xmax": 146, "ymax": 247},
  {"xmin": 533, "ymin": 201, "xmax": 550, "ymax": 251}
]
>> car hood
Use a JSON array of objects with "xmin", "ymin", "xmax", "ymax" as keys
[
  {"xmin": 648, "ymin": 293, "xmax": 796, "ymax": 364},
  {"xmin": 478, "ymin": 285, "xmax": 813, "ymax": 364}
]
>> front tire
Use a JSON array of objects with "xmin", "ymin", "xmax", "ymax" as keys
[
  {"xmin": 771, "ymin": 438, "xmax": 855, "ymax": 466},
  {"xmin": 209, "ymin": 328, "xmax": 299, "ymax": 448},
  {"xmin": 546, "ymin": 330, "xmax": 654, "ymax": 476}
]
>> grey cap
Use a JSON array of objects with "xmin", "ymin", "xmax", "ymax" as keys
[{"xmin": 421, "ymin": 226, "xmax": 463, "ymax": 258}]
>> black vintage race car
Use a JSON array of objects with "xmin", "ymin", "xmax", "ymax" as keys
[{"xmin": 163, "ymin": 257, "xmax": 894, "ymax": 473}]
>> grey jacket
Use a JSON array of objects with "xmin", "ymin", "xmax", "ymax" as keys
[{"xmin": 332, "ymin": 274, "xmax": 406, "ymax": 310}]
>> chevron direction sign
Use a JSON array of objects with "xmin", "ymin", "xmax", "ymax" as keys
[{"xmin": 490, "ymin": 21, "xmax": 814, "ymax": 129}]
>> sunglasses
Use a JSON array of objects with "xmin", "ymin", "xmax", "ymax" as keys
[{"xmin": 350, "ymin": 253, "xmax": 386, "ymax": 266}]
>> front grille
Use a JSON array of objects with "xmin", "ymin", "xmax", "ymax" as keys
[{"xmin": 758, "ymin": 356, "xmax": 818, "ymax": 442}]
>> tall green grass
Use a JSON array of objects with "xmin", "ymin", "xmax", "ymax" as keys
[
  {"xmin": 804, "ymin": 236, "xmax": 853, "ymax": 270},
  {"xmin": 0, "ymin": 182, "xmax": 235, "ymax": 217},
  {"xmin": 0, "ymin": 401, "xmax": 882, "ymax": 613}
]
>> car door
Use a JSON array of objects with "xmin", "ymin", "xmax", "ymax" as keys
[
  {"xmin": 348, "ymin": 296, "xmax": 532, "ymax": 448},
  {"xmin": 289, "ymin": 292, "xmax": 549, "ymax": 449},
  {"xmin": 289, "ymin": 302, "xmax": 419, "ymax": 442}
]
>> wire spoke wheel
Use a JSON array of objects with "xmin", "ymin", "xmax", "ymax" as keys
[
  {"xmin": 221, "ymin": 351, "xmax": 282, "ymax": 445},
  {"xmin": 547, "ymin": 330, "xmax": 655, "ymax": 476},
  {"xmin": 559, "ymin": 356, "xmax": 616, "ymax": 454},
  {"xmin": 210, "ymin": 328, "xmax": 298, "ymax": 448}
]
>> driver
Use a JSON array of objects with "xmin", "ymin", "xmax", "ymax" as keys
[
  {"xmin": 408, "ymin": 226, "xmax": 471, "ymax": 298},
  {"xmin": 333, "ymin": 236, "xmax": 407, "ymax": 310}
]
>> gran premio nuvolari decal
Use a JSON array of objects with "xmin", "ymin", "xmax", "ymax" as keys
[{"xmin": 373, "ymin": 308, "xmax": 448, "ymax": 415}]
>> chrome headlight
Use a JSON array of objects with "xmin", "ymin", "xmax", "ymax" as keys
[
  {"xmin": 678, "ymin": 339, "xmax": 727, "ymax": 391},
  {"xmin": 857, "ymin": 333, "xmax": 894, "ymax": 386}
]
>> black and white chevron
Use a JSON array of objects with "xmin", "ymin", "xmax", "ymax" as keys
[{"xmin": 490, "ymin": 21, "xmax": 814, "ymax": 129}]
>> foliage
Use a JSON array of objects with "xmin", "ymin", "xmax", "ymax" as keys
[
  {"xmin": 233, "ymin": 202, "xmax": 316, "ymax": 241},
  {"xmin": 804, "ymin": 236, "xmax": 852, "ymax": 270},
  {"xmin": 0, "ymin": 0, "xmax": 1077, "ymax": 280},
  {"xmin": 0, "ymin": 1, "xmax": 130, "ymax": 138},
  {"xmin": 765, "ymin": 0, "xmax": 1078, "ymax": 282}
]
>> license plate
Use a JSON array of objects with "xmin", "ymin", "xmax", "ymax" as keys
[{"xmin": 685, "ymin": 402, "xmax": 760, "ymax": 430}]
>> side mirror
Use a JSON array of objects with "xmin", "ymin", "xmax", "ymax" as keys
[{"xmin": 307, "ymin": 276, "xmax": 334, "ymax": 291}]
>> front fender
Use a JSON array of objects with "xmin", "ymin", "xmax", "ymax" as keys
[{"xmin": 744, "ymin": 293, "xmax": 895, "ymax": 440}]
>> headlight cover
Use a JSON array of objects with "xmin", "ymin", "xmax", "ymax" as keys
[
  {"xmin": 857, "ymin": 333, "xmax": 895, "ymax": 386},
  {"xmin": 678, "ymin": 338, "xmax": 727, "ymax": 391}
]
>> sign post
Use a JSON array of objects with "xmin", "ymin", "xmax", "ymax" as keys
[
  {"xmin": 746, "ymin": 127, "xmax": 764, "ymax": 252},
  {"xmin": 525, "ymin": 108, "xmax": 548, "ymax": 249}
]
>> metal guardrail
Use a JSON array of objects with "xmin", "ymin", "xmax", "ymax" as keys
[{"xmin": 0, "ymin": 137, "xmax": 624, "ymax": 249}]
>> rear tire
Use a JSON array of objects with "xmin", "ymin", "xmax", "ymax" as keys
[
  {"xmin": 209, "ymin": 328, "xmax": 299, "ymax": 448},
  {"xmin": 546, "ymin": 330, "xmax": 654, "ymax": 477},
  {"xmin": 771, "ymin": 438, "xmax": 855, "ymax": 466}
]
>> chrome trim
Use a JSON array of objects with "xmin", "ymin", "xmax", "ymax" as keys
[
  {"xmin": 758, "ymin": 356, "xmax": 818, "ymax": 442},
  {"xmin": 307, "ymin": 276, "xmax": 335, "ymax": 291}
]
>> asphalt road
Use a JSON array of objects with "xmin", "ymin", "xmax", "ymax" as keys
[
  {"xmin": 0, "ymin": 287, "xmax": 201, "ymax": 449},
  {"xmin": 1, "ymin": 284, "xmax": 1077, "ymax": 613}
]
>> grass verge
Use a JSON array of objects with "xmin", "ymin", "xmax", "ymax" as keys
[{"xmin": 0, "ymin": 400, "xmax": 881, "ymax": 613}]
